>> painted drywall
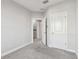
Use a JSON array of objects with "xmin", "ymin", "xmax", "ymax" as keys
[
  {"xmin": 45, "ymin": 0, "xmax": 77, "ymax": 53},
  {"xmin": 31, "ymin": 12, "xmax": 44, "ymax": 18},
  {"xmin": 1, "ymin": 0, "xmax": 32, "ymax": 56}
]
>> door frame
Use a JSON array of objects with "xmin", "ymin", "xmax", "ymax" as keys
[
  {"xmin": 41, "ymin": 16, "xmax": 48, "ymax": 46},
  {"xmin": 45, "ymin": 17, "xmax": 48, "ymax": 46}
]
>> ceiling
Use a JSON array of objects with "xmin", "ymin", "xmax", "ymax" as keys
[{"xmin": 13, "ymin": 0, "xmax": 65, "ymax": 12}]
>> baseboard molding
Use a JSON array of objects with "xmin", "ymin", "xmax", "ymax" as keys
[
  {"xmin": 64, "ymin": 49, "xmax": 76, "ymax": 53},
  {"xmin": 48, "ymin": 45, "xmax": 76, "ymax": 53},
  {"xmin": 1, "ymin": 41, "xmax": 32, "ymax": 57}
]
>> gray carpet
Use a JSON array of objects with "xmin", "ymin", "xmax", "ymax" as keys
[{"xmin": 2, "ymin": 40, "xmax": 77, "ymax": 59}]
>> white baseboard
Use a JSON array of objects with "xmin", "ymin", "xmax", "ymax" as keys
[
  {"xmin": 64, "ymin": 49, "xmax": 76, "ymax": 53},
  {"xmin": 48, "ymin": 45, "xmax": 76, "ymax": 53},
  {"xmin": 1, "ymin": 41, "xmax": 32, "ymax": 57}
]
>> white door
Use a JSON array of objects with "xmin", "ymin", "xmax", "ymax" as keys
[{"xmin": 49, "ymin": 12, "xmax": 67, "ymax": 49}]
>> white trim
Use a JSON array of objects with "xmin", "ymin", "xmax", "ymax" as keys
[
  {"xmin": 64, "ymin": 49, "xmax": 76, "ymax": 53},
  {"xmin": 32, "ymin": 18, "xmax": 34, "ymax": 43},
  {"xmin": 1, "ymin": 41, "xmax": 32, "ymax": 57},
  {"xmin": 48, "ymin": 45, "xmax": 76, "ymax": 53}
]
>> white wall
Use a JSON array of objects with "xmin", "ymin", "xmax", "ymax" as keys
[
  {"xmin": 31, "ymin": 12, "xmax": 44, "ymax": 18},
  {"xmin": 46, "ymin": 0, "xmax": 77, "ymax": 53},
  {"xmin": 1, "ymin": 0, "xmax": 32, "ymax": 56}
]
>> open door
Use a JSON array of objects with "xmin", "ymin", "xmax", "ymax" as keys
[
  {"xmin": 49, "ymin": 11, "xmax": 67, "ymax": 50},
  {"xmin": 41, "ymin": 16, "xmax": 47, "ymax": 46}
]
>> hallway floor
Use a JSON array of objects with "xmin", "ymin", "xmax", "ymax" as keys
[{"xmin": 2, "ymin": 39, "xmax": 77, "ymax": 59}]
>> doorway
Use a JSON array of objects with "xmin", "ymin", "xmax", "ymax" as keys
[
  {"xmin": 32, "ymin": 19, "xmax": 42, "ymax": 43},
  {"xmin": 33, "ymin": 22, "xmax": 37, "ymax": 42}
]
